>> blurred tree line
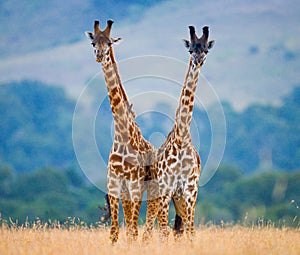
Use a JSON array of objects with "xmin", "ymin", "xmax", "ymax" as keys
[
  {"xmin": 196, "ymin": 165, "xmax": 300, "ymax": 227},
  {"xmin": 0, "ymin": 165, "xmax": 299, "ymax": 226},
  {"xmin": 192, "ymin": 86, "xmax": 300, "ymax": 173},
  {"xmin": 1, "ymin": 81, "xmax": 300, "ymax": 174},
  {"xmin": 0, "ymin": 166, "xmax": 105, "ymax": 224},
  {"xmin": 0, "ymin": 80, "xmax": 300, "ymax": 226},
  {"xmin": 0, "ymin": 80, "xmax": 75, "ymax": 172}
]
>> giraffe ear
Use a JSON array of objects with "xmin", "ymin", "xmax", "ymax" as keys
[
  {"xmin": 183, "ymin": 39, "xmax": 190, "ymax": 49},
  {"xmin": 112, "ymin": 37, "xmax": 122, "ymax": 44},
  {"xmin": 208, "ymin": 40, "xmax": 215, "ymax": 49},
  {"xmin": 85, "ymin": 32, "xmax": 94, "ymax": 41}
]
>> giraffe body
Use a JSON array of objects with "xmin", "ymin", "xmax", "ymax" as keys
[
  {"xmin": 86, "ymin": 20, "xmax": 156, "ymax": 243},
  {"xmin": 143, "ymin": 25, "xmax": 215, "ymax": 241}
]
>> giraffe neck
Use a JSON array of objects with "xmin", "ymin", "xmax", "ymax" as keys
[
  {"xmin": 101, "ymin": 47, "xmax": 133, "ymax": 143},
  {"xmin": 174, "ymin": 58, "xmax": 200, "ymax": 143}
]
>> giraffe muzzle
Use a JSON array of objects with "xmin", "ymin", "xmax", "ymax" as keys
[
  {"xmin": 96, "ymin": 54, "xmax": 104, "ymax": 62},
  {"xmin": 96, "ymin": 57, "xmax": 103, "ymax": 63}
]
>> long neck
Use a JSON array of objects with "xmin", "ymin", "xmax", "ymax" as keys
[
  {"xmin": 174, "ymin": 58, "xmax": 200, "ymax": 143},
  {"xmin": 102, "ymin": 47, "xmax": 133, "ymax": 143},
  {"xmin": 101, "ymin": 47, "xmax": 153, "ymax": 155}
]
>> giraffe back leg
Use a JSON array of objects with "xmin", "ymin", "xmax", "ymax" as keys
[
  {"xmin": 108, "ymin": 195, "xmax": 120, "ymax": 244},
  {"xmin": 184, "ymin": 190, "xmax": 198, "ymax": 240},
  {"xmin": 142, "ymin": 197, "xmax": 160, "ymax": 242},
  {"xmin": 143, "ymin": 177, "xmax": 160, "ymax": 242}
]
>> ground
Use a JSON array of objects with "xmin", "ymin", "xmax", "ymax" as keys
[{"xmin": 1, "ymin": 224, "xmax": 299, "ymax": 255}]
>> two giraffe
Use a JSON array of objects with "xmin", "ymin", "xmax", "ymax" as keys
[{"xmin": 85, "ymin": 20, "xmax": 214, "ymax": 243}]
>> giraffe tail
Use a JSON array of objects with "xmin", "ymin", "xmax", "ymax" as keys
[
  {"xmin": 98, "ymin": 194, "xmax": 112, "ymax": 223},
  {"xmin": 172, "ymin": 197, "xmax": 184, "ymax": 235},
  {"xmin": 173, "ymin": 214, "xmax": 184, "ymax": 235}
]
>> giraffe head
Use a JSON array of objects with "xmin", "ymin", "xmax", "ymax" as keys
[
  {"xmin": 85, "ymin": 20, "xmax": 122, "ymax": 62},
  {"xmin": 183, "ymin": 25, "xmax": 215, "ymax": 67}
]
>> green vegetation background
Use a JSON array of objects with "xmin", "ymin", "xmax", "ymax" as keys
[{"xmin": 0, "ymin": 81, "xmax": 299, "ymax": 226}]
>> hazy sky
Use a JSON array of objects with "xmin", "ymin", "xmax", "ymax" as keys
[{"xmin": 0, "ymin": 0, "xmax": 299, "ymax": 110}]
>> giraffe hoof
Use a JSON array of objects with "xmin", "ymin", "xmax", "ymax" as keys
[
  {"xmin": 142, "ymin": 232, "xmax": 153, "ymax": 243},
  {"xmin": 159, "ymin": 226, "xmax": 171, "ymax": 242},
  {"xmin": 110, "ymin": 235, "xmax": 118, "ymax": 244},
  {"xmin": 110, "ymin": 227, "xmax": 119, "ymax": 244}
]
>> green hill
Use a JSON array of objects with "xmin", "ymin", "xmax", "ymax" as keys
[
  {"xmin": 0, "ymin": 80, "xmax": 300, "ymax": 225},
  {"xmin": 0, "ymin": 80, "xmax": 75, "ymax": 171},
  {"xmin": 1, "ymin": 80, "xmax": 300, "ymax": 173}
]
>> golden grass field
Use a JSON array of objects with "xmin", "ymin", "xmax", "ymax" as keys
[{"xmin": 1, "ymin": 223, "xmax": 299, "ymax": 255}]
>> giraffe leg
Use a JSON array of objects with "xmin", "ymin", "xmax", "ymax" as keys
[
  {"xmin": 121, "ymin": 197, "xmax": 132, "ymax": 237},
  {"xmin": 127, "ymin": 199, "xmax": 142, "ymax": 242},
  {"xmin": 185, "ymin": 195, "xmax": 197, "ymax": 241},
  {"xmin": 186, "ymin": 208, "xmax": 195, "ymax": 240},
  {"xmin": 189, "ymin": 205, "xmax": 196, "ymax": 238},
  {"xmin": 142, "ymin": 197, "xmax": 160, "ymax": 242},
  {"xmin": 108, "ymin": 195, "xmax": 120, "ymax": 244},
  {"xmin": 143, "ymin": 176, "xmax": 160, "ymax": 242},
  {"xmin": 157, "ymin": 195, "xmax": 171, "ymax": 241}
]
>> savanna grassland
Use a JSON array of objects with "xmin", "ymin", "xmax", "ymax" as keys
[{"xmin": 1, "ymin": 223, "xmax": 299, "ymax": 255}]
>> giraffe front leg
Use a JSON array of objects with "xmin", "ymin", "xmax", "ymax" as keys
[
  {"xmin": 157, "ymin": 195, "xmax": 171, "ymax": 241},
  {"xmin": 108, "ymin": 195, "xmax": 120, "ymax": 244},
  {"xmin": 121, "ymin": 198, "xmax": 132, "ymax": 237},
  {"xmin": 121, "ymin": 189, "xmax": 132, "ymax": 237},
  {"xmin": 128, "ymin": 199, "xmax": 142, "ymax": 242}
]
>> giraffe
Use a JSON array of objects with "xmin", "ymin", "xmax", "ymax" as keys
[
  {"xmin": 85, "ymin": 20, "xmax": 156, "ymax": 243},
  {"xmin": 143, "ymin": 25, "xmax": 215, "ymax": 241}
]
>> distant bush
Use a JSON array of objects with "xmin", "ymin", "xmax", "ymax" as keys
[{"xmin": 0, "ymin": 165, "xmax": 299, "ymax": 226}]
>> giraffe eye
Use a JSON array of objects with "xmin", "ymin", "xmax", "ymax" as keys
[{"xmin": 91, "ymin": 42, "xmax": 95, "ymax": 47}]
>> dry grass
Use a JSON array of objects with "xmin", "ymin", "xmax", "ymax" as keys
[{"xmin": 1, "ymin": 221, "xmax": 299, "ymax": 255}]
